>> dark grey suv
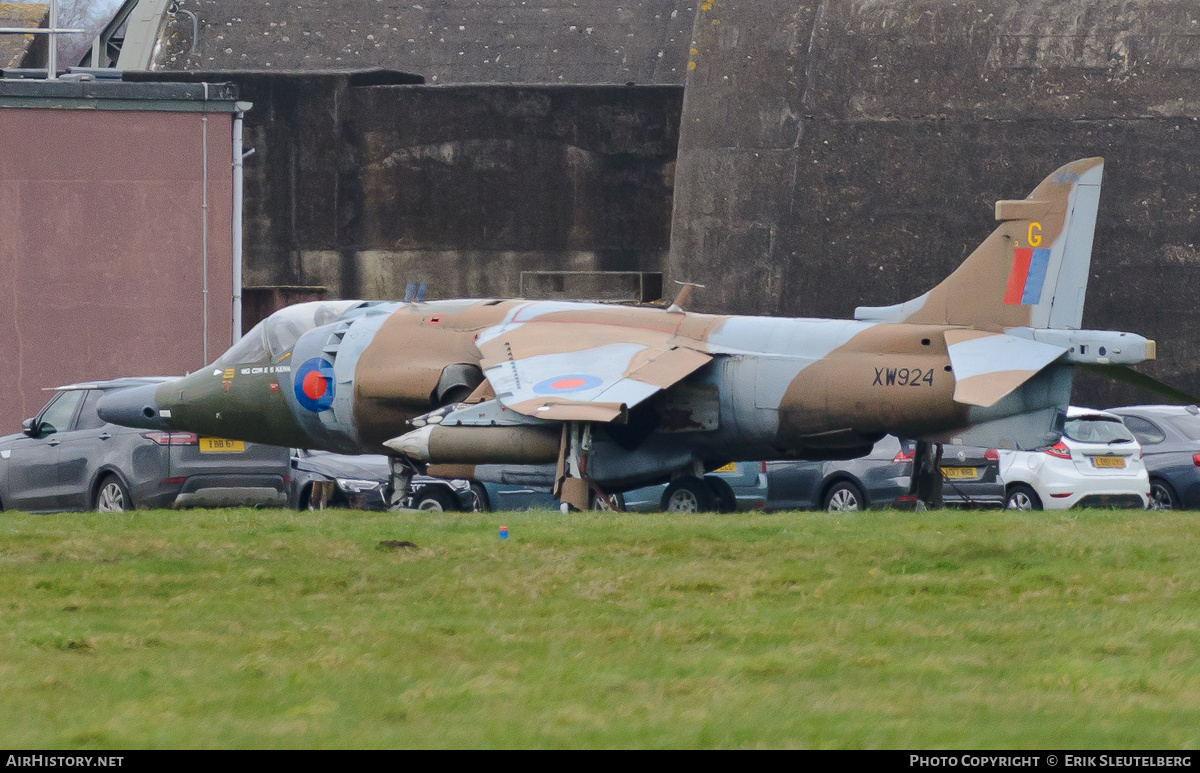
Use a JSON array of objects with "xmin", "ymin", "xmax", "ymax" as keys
[
  {"xmin": 1108, "ymin": 405, "xmax": 1200, "ymax": 510},
  {"xmin": 0, "ymin": 379, "xmax": 290, "ymax": 513},
  {"xmin": 765, "ymin": 435, "xmax": 1005, "ymax": 511}
]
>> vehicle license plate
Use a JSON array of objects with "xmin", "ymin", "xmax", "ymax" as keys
[
  {"xmin": 714, "ymin": 462, "xmax": 737, "ymax": 473},
  {"xmin": 941, "ymin": 466, "xmax": 978, "ymax": 480},
  {"xmin": 199, "ymin": 438, "xmax": 245, "ymax": 453},
  {"xmin": 1091, "ymin": 456, "xmax": 1125, "ymax": 469}
]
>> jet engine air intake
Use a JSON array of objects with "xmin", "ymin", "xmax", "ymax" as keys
[{"xmin": 434, "ymin": 363, "xmax": 484, "ymax": 406}]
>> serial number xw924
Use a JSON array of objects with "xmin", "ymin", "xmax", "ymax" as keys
[{"xmin": 873, "ymin": 367, "xmax": 935, "ymax": 387}]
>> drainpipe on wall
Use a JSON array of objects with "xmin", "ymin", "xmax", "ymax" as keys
[
  {"xmin": 47, "ymin": 0, "xmax": 57, "ymax": 79},
  {"xmin": 201, "ymin": 82, "xmax": 210, "ymax": 363},
  {"xmin": 231, "ymin": 101, "xmax": 252, "ymax": 342}
]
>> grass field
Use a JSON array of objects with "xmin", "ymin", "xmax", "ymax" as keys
[{"xmin": 1, "ymin": 506, "xmax": 1198, "ymax": 749}]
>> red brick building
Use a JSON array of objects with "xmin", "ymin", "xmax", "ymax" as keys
[{"xmin": 0, "ymin": 78, "xmax": 246, "ymax": 431}]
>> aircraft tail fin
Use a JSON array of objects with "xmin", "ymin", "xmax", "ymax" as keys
[{"xmin": 855, "ymin": 158, "xmax": 1104, "ymax": 331}]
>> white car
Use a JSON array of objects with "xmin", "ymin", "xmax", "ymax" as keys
[{"xmin": 999, "ymin": 407, "xmax": 1150, "ymax": 510}]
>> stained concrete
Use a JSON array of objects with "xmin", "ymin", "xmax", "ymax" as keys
[
  {"xmin": 156, "ymin": 0, "xmax": 696, "ymax": 85},
  {"xmin": 669, "ymin": 0, "xmax": 1200, "ymax": 405},
  {"xmin": 138, "ymin": 71, "xmax": 683, "ymax": 307}
]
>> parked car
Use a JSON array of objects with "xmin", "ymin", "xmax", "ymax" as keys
[
  {"xmin": 998, "ymin": 407, "xmax": 1149, "ymax": 510},
  {"xmin": 469, "ymin": 464, "xmax": 561, "ymax": 512},
  {"xmin": 0, "ymin": 378, "xmax": 290, "ymax": 513},
  {"xmin": 1107, "ymin": 405, "xmax": 1200, "ymax": 510},
  {"xmin": 291, "ymin": 449, "xmax": 390, "ymax": 510},
  {"xmin": 418, "ymin": 463, "xmax": 635, "ymax": 512},
  {"xmin": 766, "ymin": 435, "xmax": 1004, "ymax": 512},
  {"xmin": 291, "ymin": 450, "xmax": 483, "ymax": 511},
  {"xmin": 623, "ymin": 462, "xmax": 767, "ymax": 512},
  {"xmin": 622, "ymin": 437, "xmax": 1003, "ymax": 513},
  {"xmin": 289, "ymin": 454, "xmax": 566, "ymax": 512},
  {"xmin": 409, "ymin": 475, "xmax": 482, "ymax": 512}
]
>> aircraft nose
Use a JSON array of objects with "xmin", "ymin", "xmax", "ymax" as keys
[{"xmin": 97, "ymin": 383, "xmax": 172, "ymax": 430}]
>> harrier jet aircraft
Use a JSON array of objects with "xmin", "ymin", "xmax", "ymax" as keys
[{"xmin": 99, "ymin": 158, "xmax": 1177, "ymax": 510}]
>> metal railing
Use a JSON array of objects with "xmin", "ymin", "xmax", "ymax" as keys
[{"xmin": 0, "ymin": 0, "xmax": 83, "ymax": 80}]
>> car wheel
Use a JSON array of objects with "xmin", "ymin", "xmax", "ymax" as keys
[
  {"xmin": 414, "ymin": 486, "xmax": 458, "ymax": 512},
  {"xmin": 660, "ymin": 477, "xmax": 716, "ymax": 513},
  {"xmin": 469, "ymin": 483, "xmax": 491, "ymax": 512},
  {"xmin": 1149, "ymin": 479, "xmax": 1178, "ymax": 511},
  {"xmin": 824, "ymin": 481, "xmax": 865, "ymax": 512},
  {"xmin": 704, "ymin": 476, "xmax": 738, "ymax": 513},
  {"xmin": 590, "ymin": 491, "xmax": 626, "ymax": 511},
  {"xmin": 94, "ymin": 474, "xmax": 132, "ymax": 513},
  {"xmin": 1005, "ymin": 483, "xmax": 1043, "ymax": 511}
]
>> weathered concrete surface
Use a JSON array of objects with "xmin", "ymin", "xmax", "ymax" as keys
[
  {"xmin": 141, "ymin": 72, "xmax": 682, "ymax": 309},
  {"xmin": 669, "ymin": 0, "xmax": 1200, "ymax": 405},
  {"xmin": 156, "ymin": 0, "xmax": 695, "ymax": 85}
]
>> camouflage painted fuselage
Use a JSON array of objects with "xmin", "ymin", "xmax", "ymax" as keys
[{"xmin": 105, "ymin": 298, "xmax": 1070, "ymax": 490}]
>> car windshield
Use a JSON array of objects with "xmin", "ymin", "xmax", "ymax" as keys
[
  {"xmin": 218, "ymin": 302, "xmax": 360, "ymax": 365},
  {"xmin": 1063, "ymin": 416, "xmax": 1135, "ymax": 444}
]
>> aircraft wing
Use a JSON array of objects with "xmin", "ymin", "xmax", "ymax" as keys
[
  {"xmin": 476, "ymin": 325, "xmax": 712, "ymax": 422},
  {"xmin": 945, "ymin": 329, "xmax": 1068, "ymax": 407}
]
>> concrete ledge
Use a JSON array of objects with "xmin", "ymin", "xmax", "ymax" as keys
[{"xmin": 0, "ymin": 77, "xmax": 240, "ymax": 111}]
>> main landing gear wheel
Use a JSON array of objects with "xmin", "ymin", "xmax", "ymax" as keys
[
  {"xmin": 823, "ymin": 481, "xmax": 865, "ymax": 513},
  {"xmin": 95, "ymin": 474, "xmax": 132, "ymax": 513},
  {"xmin": 1005, "ymin": 484, "xmax": 1043, "ymax": 511},
  {"xmin": 661, "ymin": 476, "xmax": 716, "ymax": 513}
]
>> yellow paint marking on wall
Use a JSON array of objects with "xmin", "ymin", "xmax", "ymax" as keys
[{"xmin": 1028, "ymin": 222, "xmax": 1042, "ymax": 246}]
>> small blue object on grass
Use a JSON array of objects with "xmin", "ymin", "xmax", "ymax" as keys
[{"xmin": 499, "ymin": 525, "xmax": 509, "ymax": 540}]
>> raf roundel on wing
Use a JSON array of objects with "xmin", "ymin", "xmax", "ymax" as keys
[{"xmin": 532, "ymin": 374, "xmax": 603, "ymax": 395}]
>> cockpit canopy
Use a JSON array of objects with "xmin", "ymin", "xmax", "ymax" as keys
[{"xmin": 218, "ymin": 301, "xmax": 363, "ymax": 365}]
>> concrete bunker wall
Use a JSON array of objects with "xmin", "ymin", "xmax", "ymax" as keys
[
  {"xmin": 170, "ymin": 73, "xmax": 684, "ymax": 311},
  {"xmin": 669, "ymin": 0, "xmax": 1200, "ymax": 405}
]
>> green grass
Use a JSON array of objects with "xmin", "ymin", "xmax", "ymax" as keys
[{"xmin": 1, "ymin": 506, "xmax": 1198, "ymax": 749}]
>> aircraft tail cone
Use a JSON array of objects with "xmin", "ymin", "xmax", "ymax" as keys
[{"xmin": 97, "ymin": 383, "xmax": 172, "ymax": 430}]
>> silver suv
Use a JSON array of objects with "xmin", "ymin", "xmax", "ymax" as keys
[{"xmin": 0, "ymin": 378, "xmax": 290, "ymax": 513}]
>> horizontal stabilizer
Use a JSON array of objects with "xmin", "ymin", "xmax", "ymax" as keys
[
  {"xmin": 1079, "ymin": 363, "xmax": 1200, "ymax": 405},
  {"xmin": 945, "ymin": 329, "xmax": 1068, "ymax": 407}
]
